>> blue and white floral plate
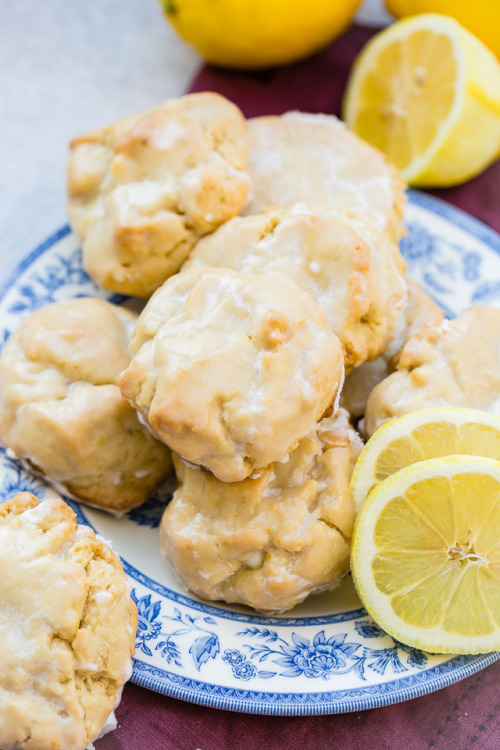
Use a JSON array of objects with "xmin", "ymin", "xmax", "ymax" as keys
[{"xmin": 0, "ymin": 191, "xmax": 498, "ymax": 715}]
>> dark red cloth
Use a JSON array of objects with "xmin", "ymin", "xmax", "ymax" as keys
[
  {"xmin": 98, "ymin": 23, "xmax": 500, "ymax": 749},
  {"xmin": 100, "ymin": 662, "xmax": 500, "ymax": 749}
]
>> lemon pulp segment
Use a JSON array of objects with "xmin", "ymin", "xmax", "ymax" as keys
[{"xmin": 352, "ymin": 30, "xmax": 457, "ymax": 172}]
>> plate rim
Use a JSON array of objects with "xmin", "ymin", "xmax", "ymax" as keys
[
  {"xmin": 406, "ymin": 189, "xmax": 500, "ymax": 255},
  {"xmin": 129, "ymin": 651, "xmax": 499, "ymax": 715},
  {"xmin": 1, "ymin": 191, "xmax": 499, "ymax": 715}
]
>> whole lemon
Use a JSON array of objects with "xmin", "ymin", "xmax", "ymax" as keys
[
  {"xmin": 385, "ymin": 0, "xmax": 500, "ymax": 58},
  {"xmin": 160, "ymin": 0, "xmax": 362, "ymax": 69}
]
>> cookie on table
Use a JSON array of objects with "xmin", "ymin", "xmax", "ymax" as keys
[
  {"xmin": 0, "ymin": 297, "xmax": 171, "ymax": 513},
  {"xmin": 67, "ymin": 92, "xmax": 250, "ymax": 297},
  {"xmin": 364, "ymin": 306, "xmax": 500, "ymax": 436},
  {"xmin": 118, "ymin": 267, "xmax": 344, "ymax": 482},
  {"xmin": 184, "ymin": 204, "xmax": 407, "ymax": 369},
  {"xmin": 341, "ymin": 281, "xmax": 445, "ymax": 418},
  {"xmin": 0, "ymin": 492, "xmax": 137, "ymax": 750},
  {"xmin": 244, "ymin": 111, "xmax": 407, "ymax": 243},
  {"xmin": 160, "ymin": 410, "xmax": 363, "ymax": 613}
]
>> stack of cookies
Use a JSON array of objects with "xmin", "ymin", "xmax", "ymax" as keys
[
  {"xmin": 117, "ymin": 264, "xmax": 351, "ymax": 612},
  {"xmin": 1, "ymin": 91, "xmax": 426, "ymax": 615}
]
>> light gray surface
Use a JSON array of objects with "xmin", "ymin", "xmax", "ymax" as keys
[
  {"xmin": 0, "ymin": 0, "xmax": 200, "ymax": 277},
  {"xmin": 0, "ymin": 0, "xmax": 389, "ymax": 278}
]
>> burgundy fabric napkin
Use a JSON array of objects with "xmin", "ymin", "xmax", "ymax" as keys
[
  {"xmin": 98, "ymin": 24, "xmax": 500, "ymax": 750},
  {"xmin": 99, "ymin": 660, "xmax": 500, "ymax": 750}
]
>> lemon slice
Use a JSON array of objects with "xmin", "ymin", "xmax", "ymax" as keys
[
  {"xmin": 342, "ymin": 13, "xmax": 500, "ymax": 186},
  {"xmin": 351, "ymin": 407, "xmax": 500, "ymax": 512},
  {"xmin": 351, "ymin": 455, "xmax": 500, "ymax": 654}
]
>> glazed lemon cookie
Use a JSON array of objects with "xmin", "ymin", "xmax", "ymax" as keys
[
  {"xmin": 118, "ymin": 267, "xmax": 344, "ymax": 482},
  {"xmin": 364, "ymin": 306, "xmax": 500, "ymax": 436},
  {"xmin": 341, "ymin": 281, "xmax": 444, "ymax": 418},
  {"xmin": 244, "ymin": 112, "xmax": 407, "ymax": 242},
  {"xmin": 160, "ymin": 410, "xmax": 363, "ymax": 613},
  {"xmin": 184, "ymin": 204, "xmax": 407, "ymax": 368},
  {"xmin": 67, "ymin": 92, "xmax": 250, "ymax": 296},
  {"xmin": 0, "ymin": 492, "xmax": 137, "ymax": 750},
  {"xmin": 0, "ymin": 297, "xmax": 171, "ymax": 513}
]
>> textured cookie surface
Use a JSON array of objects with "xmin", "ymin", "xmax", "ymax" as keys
[
  {"xmin": 67, "ymin": 92, "xmax": 250, "ymax": 296},
  {"xmin": 364, "ymin": 306, "xmax": 500, "ymax": 436},
  {"xmin": 244, "ymin": 112, "xmax": 406, "ymax": 242},
  {"xmin": 185, "ymin": 204, "xmax": 407, "ymax": 368},
  {"xmin": 341, "ymin": 281, "xmax": 444, "ymax": 418},
  {"xmin": 0, "ymin": 492, "xmax": 137, "ymax": 750},
  {"xmin": 160, "ymin": 410, "xmax": 362, "ymax": 613},
  {"xmin": 0, "ymin": 297, "xmax": 171, "ymax": 512},
  {"xmin": 118, "ymin": 267, "xmax": 344, "ymax": 482}
]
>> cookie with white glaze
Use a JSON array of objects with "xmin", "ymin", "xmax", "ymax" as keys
[
  {"xmin": 244, "ymin": 112, "xmax": 406, "ymax": 242},
  {"xmin": 0, "ymin": 297, "xmax": 171, "ymax": 513},
  {"xmin": 118, "ymin": 267, "xmax": 344, "ymax": 482},
  {"xmin": 0, "ymin": 492, "xmax": 137, "ymax": 750},
  {"xmin": 160, "ymin": 410, "xmax": 362, "ymax": 613},
  {"xmin": 184, "ymin": 204, "xmax": 407, "ymax": 368},
  {"xmin": 364, "ymin": 306, "xmax": 500, "ymax": 436},
  {"xmin": 67, "ymin": 92, "xmax": 250, "ymax": 296}
]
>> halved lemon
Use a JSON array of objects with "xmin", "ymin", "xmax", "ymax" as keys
[
  {"xmin": 351, "ymin": 407, "xmax": 500, "ymax": 512},
  {"xmin": 351, "ymin": 455, "xmax": 500, "ymax": 654},
  {"xmin": 342, "ymin": 13, "xmax": 500, "ymax": 186}
]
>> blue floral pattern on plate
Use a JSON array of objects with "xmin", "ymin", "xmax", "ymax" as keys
[
  {"xmin": 128, "ymin": 587, "xmax": 429, "ymax": 684},
  {"xmin": 0, "ymin": 192, "xmax": 498, "ymax": 715}
]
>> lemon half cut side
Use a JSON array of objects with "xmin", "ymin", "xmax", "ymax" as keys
[
  {"xmin": 350, "ymin": 407, "xmax": 500, "ymax": 512},
  {"xmin": 351, "ymin": 455, "xmax": 500, "ymax": 654},
  {"xmin": 343, "ymin": 13, "xmax": 500, "ymax": 186}
]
